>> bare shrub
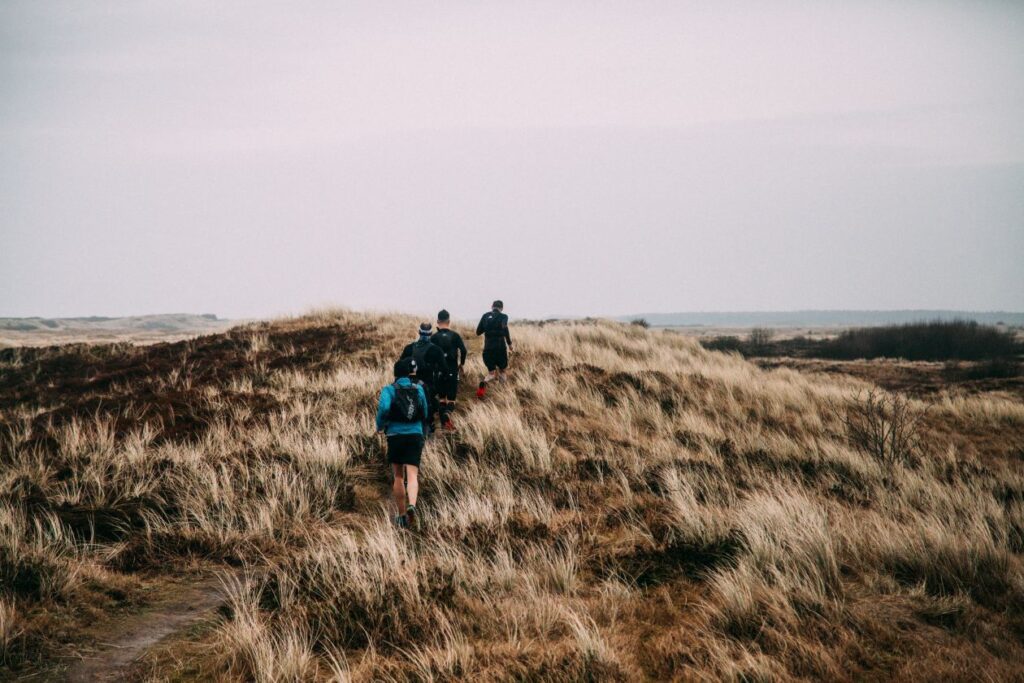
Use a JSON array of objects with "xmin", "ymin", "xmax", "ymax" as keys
[
  {"xmin": 833, "ymin": 389, "xmax": 926, "ymax": 467},
  {"xmin": 747, "ymin": 327, "xmax": 775, "ymax": 354}
]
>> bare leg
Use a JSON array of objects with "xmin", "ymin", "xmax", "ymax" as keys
[
  {"xmin": 405, "ymin": 465, "xmax": 419, "ymax": 506},
  {"xmin": 391, "ymin": 463, "xmax": 406, "ymax": 515}
]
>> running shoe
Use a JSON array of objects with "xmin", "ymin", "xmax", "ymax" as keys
[{"xmin": 406, "ymin": 505, "xmax": 418, "ymax": 531}]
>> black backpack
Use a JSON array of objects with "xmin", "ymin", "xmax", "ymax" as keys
[
  {"xmin": 484, "ymin": 312, "xmax": 504, "ymax": 336},
  {"xmin": 411, "ymin": 341, "xmax": 438, "ymax": 384},
  {"xmin": 388, "ymin": 382, "xmax": 423, "ymax": 422},
  {"xmin": 432, "ymin": 330, "xmax": 458, "ymax": 367},
  {"xmin": 411, "ymin": 342, "xmax": 432, "ymax": 385}
]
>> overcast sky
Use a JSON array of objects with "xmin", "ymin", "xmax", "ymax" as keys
[{"xmin": 1, "ymin": 1, "xmax": 1021, "ymax": 320}]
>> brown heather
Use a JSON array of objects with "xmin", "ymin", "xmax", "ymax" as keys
[{"xmin": 2, "ymin": 310, "xmax": 1024, "ymax": 681}]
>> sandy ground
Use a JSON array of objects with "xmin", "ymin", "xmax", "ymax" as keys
[{"xmin": 62, "ymin": 574, "xmax": 234, "ymax": 683}]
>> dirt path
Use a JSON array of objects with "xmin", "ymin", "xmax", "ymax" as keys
[{"xmin": 64, "ymin": 574, "xmax": 230, "ymax": 683}]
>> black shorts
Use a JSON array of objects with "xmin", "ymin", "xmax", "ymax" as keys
[
  {"xmin": 436, "ymin": 369, "xmax": 459, "ymax": 400},
  {"xmin": 483, "ymin": 348, "xmax": 508, "ymax": 371},
  {"xmin": 387, "ymin": 434, "xmax": 424, "ymax": 467}
]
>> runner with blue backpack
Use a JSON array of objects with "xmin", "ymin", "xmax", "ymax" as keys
[{"xmin": 376, "ymin": 357, "xmax": 430, "ymax": 529}]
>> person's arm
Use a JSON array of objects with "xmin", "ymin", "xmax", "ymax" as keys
[
  {"xmin": 375, "ymin": 386, "xmax": 391, "ymax": 432},
  {"xmin": 418, "ymin": 385, "xmax": 430, "ymax": 433},
  {"xmin": 476, "ymin": 314, "xmax": 486, "ymax": 337},
  {"xmin": 503, "ymin": 316, "xmax": 512, "ymax": 348},
  {"xmin": 456, "ymin": 334, "xmax": 467, "ymax": 367},
  {"xmin": 399, "ymin": 343, "xmax": 412, "ymax": 359}
]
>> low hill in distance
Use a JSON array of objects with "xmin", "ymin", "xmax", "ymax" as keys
[
  {"xmin": 623, "ymin": 310, "xmax": 1024, "ymax": 329},
  {"xmin": 0, "ymin": 313, "xmax": 234, "ymax": 347}
]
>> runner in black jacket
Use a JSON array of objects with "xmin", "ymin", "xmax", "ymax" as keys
[
  {"xmin": 400, "ymin": 323, "xmax": 448, "ymax": 433},
  {"xmin": 475, "ymin": 300, "xmax": 512, "ymax": 398},
  {"xmin": 430, "ymin": 309, "xmax": 467, "ymax": 431}
]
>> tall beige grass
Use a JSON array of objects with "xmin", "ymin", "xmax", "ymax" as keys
[{"xmin": 2, "ymin": 311, "xmax": 1023, "ymax": 680}]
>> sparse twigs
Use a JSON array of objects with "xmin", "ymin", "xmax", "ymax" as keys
[
  {"xmin": 833, "ymin": 389, "xmax": 926, "ymax": 467},
  {"xmin": 747, "ymin": 327, "xmax": 774, "ymax": 355}
]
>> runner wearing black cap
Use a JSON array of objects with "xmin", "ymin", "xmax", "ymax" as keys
[
  {"xmin": 400, "ymin": 322, "xmax": 448, "ymax": 433},
  {"xmin": 430, "ymin": 309, "xmax": 467, "ymax": 430},
  {"xmin": 475, "ymin": 300, "xmax": 512, "ymax": 398}
]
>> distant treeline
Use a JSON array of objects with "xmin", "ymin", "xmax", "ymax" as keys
[
  {"xmin": 821, "ymin": 320, "xmax": 1019, "ymax": 361},
  {"xmin": 628, "ymin": 310, "xmax": 1024, "ymax": 328},
  {"xmin": 702, "ymin": 320, "xmax": 1022, "ymax": 362}
]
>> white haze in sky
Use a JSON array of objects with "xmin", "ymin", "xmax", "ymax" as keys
[{"xmin": 1, "ymin": 1, "xmax": 1022, "ymax": 319}]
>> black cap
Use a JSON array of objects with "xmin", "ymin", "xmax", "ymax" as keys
[
  {"xmin": 437, "ymin": 309, "xmax": 450, "ymax": 322},
  {"xmin": 492, "ymin": 300, "xmax": 503, "ymax": 310},
  {"xmin": 394, "ymin": 357, "xmax": 417, "ymax": 378}
]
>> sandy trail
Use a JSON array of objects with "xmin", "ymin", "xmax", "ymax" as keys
[{"xmin": 64, "ymin": 574, "xmax": 229, "ymax": 683}]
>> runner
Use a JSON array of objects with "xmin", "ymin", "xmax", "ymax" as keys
[
  {"xmin": 430, "ymin": 309, "xmax": 467, "ymax": 430},
  {"xmin": 375, "ymin": 357, "xmax": 430, "ymax": 529},
  {"xmin": 475, "ymin": 300, "xmax": 512, "ymax": 398},
  {"xmin": 400, "ymin": 322, "xmax": 448, "ymax": 433}
]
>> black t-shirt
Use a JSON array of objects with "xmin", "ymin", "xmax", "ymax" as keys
[
  {"xmin": 400, "ymin": 340, "xmax": 447, "ymax": 384},
  {"xmin": 476, "ymin": 310, "xmax": 511, "ymax": 351},
  {"xmin": 431, "ymin": 328, "xmax": 467, "ymax": 370}
]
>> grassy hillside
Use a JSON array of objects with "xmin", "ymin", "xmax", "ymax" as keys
[{"xmin": 2, "ymin": 311, "xmax": 1024, "ymax": 681}]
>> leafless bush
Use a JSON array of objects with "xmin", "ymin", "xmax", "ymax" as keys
[
  {"xmin": 747, "ymin": 327, "xmax": 774, "ymax": 354},
  {"xmin": 834, "ymin": 389, "xmax": 926, "ymax": 466}
]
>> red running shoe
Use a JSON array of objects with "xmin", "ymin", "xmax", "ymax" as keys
[
  {"xmin": 476, "ymin": 382, "xmax": 487, "ymax": 399},
  {"xmin": 443, "ymin": 418, "xmax": 456, "ymax": 431}
]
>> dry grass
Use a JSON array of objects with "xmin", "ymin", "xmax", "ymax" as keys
[{"xmin": 2, "ymin": 311, "xmax": 1024, "ymax": 680}]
